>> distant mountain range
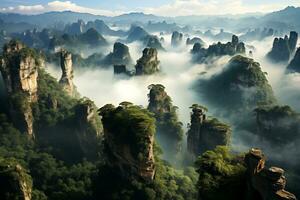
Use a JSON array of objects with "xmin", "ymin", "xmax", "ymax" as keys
[{"xmin": 0, "ymin": 6, "xmax": 300, "ymax": 32}]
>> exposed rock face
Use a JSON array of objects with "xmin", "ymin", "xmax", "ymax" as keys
[
  {"xmin": 0, "ymin": 40, "xmax": 39, "ymax": 137},
  {"xmin": 104, "ymin": 42, "xmax": 133, "ymax": 66},
  {"xmin": 147, "ymin": 84, "xmax": 183, "ymax": 160},
  {"xmin": 197, "ymin": 55, "xmax": 276, "ymax": 112},
  {"xmin": 267, "ymin": 31, "xmax": 298, "ymax": 62},
  {"xmin": 135, "ymin": 48, "xmax": 160, "ymax": 75},
  {"xmin": 113, "ymin": 65, "xmax": 127, "ymax": 75},
  {"xmin": 187, "ymin": 105, "xmax": 231, "ymax": 157},
  {"xmin": 288, "ymin": 31, "xmax": 298, "ymax": 54},
  {"xmin": 0, "ymin": 159, "xmax": 32, "ymax": 200},
  {"xmin": 99, "ymin": 104, "xmax": 156, "ymax": 180},
  {"xmin": 75, "ymin": 98, "xmax": 103, "ymax": 160},
  {"xmin": 245, "ymin": 148, "xmax": 296, "ymax": 200},
  {"xmin": 59, "ymin": 49, "xmax": 78, "ymax": 97},
  {"xmin": 171, "ymin": 31, "xmax": 183, "ymax": 47},
  {"xmin": 287, "ymin": 47, "xmax": 300, "ymax": 73},
  {"xmin": 191, "ymin": 35, "xmax": 245, "ymax": 63}
]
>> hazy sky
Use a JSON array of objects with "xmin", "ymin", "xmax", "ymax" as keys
[{"xmin": 1, "ymin": 0, "xmax": 300, "ymax": 16}]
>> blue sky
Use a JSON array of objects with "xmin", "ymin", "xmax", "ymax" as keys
[{"xmin": 1, "ymin": 0, "xmax": 300, "ymax": 16}]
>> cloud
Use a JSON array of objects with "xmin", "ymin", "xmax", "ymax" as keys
[
  {"xmin": 0, "ymin": 1, "xmax": 121, "ymax": 16},
  {"xmin": 0, "ymin": 0, "xmax": 300, "ymax": 17},
  {"xmin": 143, "ymin": 0, "xmax": 300, "ymax": 16}
]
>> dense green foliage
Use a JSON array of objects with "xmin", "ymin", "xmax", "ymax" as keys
[
  {"xmin": 254, "ymin": 105, "xmax": 300, "ymax": 144},
  {"xmin": 0, "ymin": 113, "xmax": 98, "ymax": 200},
  {"xmin": 195, "ymin": 146, "xmax": 246, "ymax": 200},
  {"xmin": 197, "ymin": 55, "xmax": 276, "ymax": 113}
]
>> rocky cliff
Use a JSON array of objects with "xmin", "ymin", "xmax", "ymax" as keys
[
  {"xmin": 135, "ymin": 48, "xmax": 160, "ymax": 75},
  {"xmin": 187, "ymin": 104, "xmax": 231, "ymax": 157},
  {"xmin": 287, "ymin": 47, "xmax": 300, "ymax": 73},
  {"xmin": 0, "ymin": 40, "xmax": 39, "ymax": 137},
  {"xmin": 144, "ymin": 35, "xmax": 165, "ymax": 51},
  {"xmin": 245, "ymin": 148, "xmax": 296, "ymax": 200},
  {"xmin": 171, "ymin": 31, "xmax": 183, "ymax": 47},
  {"xmin": 59, "ymin": 49, "xmax": 79, "ymax": 98},
  {"xmin": 147, "ymin": 84, "xmax": 183, "ymax": 161},
  {"xmin": 99, "ymin": 103, "xmax": 156, "ymax": 180},
  {"xmin": 74, "ymin": 98, "xmax": 103, "ymax": 160},
  {"xmin": 267, "ymin": 31, "xmax": 298, "ymax": 62},
  {"xmin": 103, "ymin": 42, "xmax": 133, "ymax": 67},
  {"xmin": 191, "ymin": 35, "xmax": 245, "ymax": 63},
  {"xmin": 0, "ymin": 158, "xmax": 32, "ymax": 200}
]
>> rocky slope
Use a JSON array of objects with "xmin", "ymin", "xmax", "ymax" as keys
[
  {"xmin": 135, "ymin": 48, "xmax": 160, "ymax": 75},
  {"xmin": 0, "ymin": 40, "xmax": 39, "ymax": 137}
]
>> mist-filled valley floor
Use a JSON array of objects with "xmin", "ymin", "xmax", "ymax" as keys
[{"xmin": 1, "ymin": 3, "xmax": 300, "ymax": 200}]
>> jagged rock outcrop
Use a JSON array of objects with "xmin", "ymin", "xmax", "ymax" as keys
[
  {"xmin": 187, "ymin": 104, "xmax": 231, "ymax": 157},
  {"xmin": 103, "ymin": 42, "xmax": 133, "ymax": 66},
  {"xmin": 135, "ymin": 48, "xmax": 160, "ymax": 75},
  {"xmin": 197, "ymin": 55, "xmax": 276, "ymax": 112},
  {"xmin": 99, "ymin": 103, "xmax": 156, "ymax": 180},
  {"xmin": 245, "ymin": 148, "xmax": 296, "ymax": 200},
  {"xmin": 267, "ymin": 31, "xmax": 298, "ymax": 62},
  {"xmin": 144, "ymin": 35, "xmax": 165, "ymax": 51},
  {"xmin": 65, "ymin": 19, "xmax": 85, "ymax": 35},
  {"xmin": 0, "ymin": 159, "xmax": 32, "ymax": 200},
  {"xmin": 289, "ymin": 31, "xmax": 298, "ymax": 54},
  {"xmin": 287, "ymin": 47, "xmax": 300, "ymax": 73},
  {"xmin": 147, "ymin": 84, "xmax": 183, "ymax": 160},
  {"xmin": 186, "ymin": 37, "xmax": 205, "ymax": 46},
  {"xmin": 79, "ymin": 28, "xmax": 108, "ymax": 47},
  {"xmin": 126, "ymin": 26, "xmax": 149, "ymax": 43},
  {"xmin": 191, "ymin": 35, "xmax": 245, "ymax": 63},
  {"xmin": 59, "ymin": 49, "xmax": 79, "ymax": 97},
  {"xmin": 171, "ymin": 31, "xmax": 183, "ymax": 47},
  {"xmin": 0, "ymin": 40, "xmax": 39, "ymax": 137},
  {"xmin": 74, "ymin": 98, "xmax": 103, "ymax": 160}
]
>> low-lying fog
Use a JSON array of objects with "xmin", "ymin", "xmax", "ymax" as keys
[{"xmin": 46, "ymin": 32, "xmax": 300, "ymax": 159}]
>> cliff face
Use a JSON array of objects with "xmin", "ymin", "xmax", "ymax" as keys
[
  {"xmin": 147, "ymin": 84, "xmax": 183, "ymax": 160},
  {"xmin": 187, "ymin": 105, "xmax": 231, "ymax": 157},
  {"xmin": 104, "ymin": 42, "xmax": 133, "ymax": 66},
  {"xmin": 245, "ymin": 148, "xmax": 296, "ymax": 200},
  {"xmin": 75, "ymin": 98, "xmax": 103, "ymax": 160},
  {"xmin": 145, "ymin": 35, "xmax": 165, "ymax": 51},
  {"xmin": 0, "ymin": 159, "xmax": 32, "ymax": 200},
  {"xmin": 135, "ymin": 48, "xmax": 160, "ymax": 75},
  {"xmin": 171, "ymin": 31, "xmax": 183, "ymax": 47},
  {"xmin": 99, "ymin": 104, "xmax": 156, "ymax": 180},
  {"xmin": 287, "ymin": 47, "xmax": 300, "ymax": 73},
  {"xmin": 267, "ymin": 31, "xmax": 298, "ymax": 62},
  {"xmin": 0, "ymin": 40, "xmax": 39, "ymax": 137},
  {"xmin": 59, "ymin": 49, "xmax": 78, "ymax": 98}
]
